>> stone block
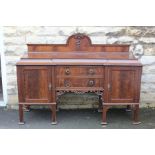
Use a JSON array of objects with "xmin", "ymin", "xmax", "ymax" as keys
[
  {"xmin": 6, "ymin": 66, "xmax": 16, "ymax": 75},
  {"xmin": 141, "ymin": 74, "xmax": 155, "ymax": 83},
  {"xmin": 141, "ymin": 83, "xmax": 155, "ymax": 93},
  {"xmin": 143, "ymin": 65, "xmax": 155, "ymax": 74},
  {"xmin": 125, "ymin": 27, "xmax": 144, "ymax": 36},
  {"xmin": 37, "ymin": 27, "xmax": 60, "ymax": 36},
  {"xmin": 7, "ymin": 95, "xmax": 18, "ymax": 105},
  {"xmin": 143, "ymin": 44, "xmax": 155, "ymax": 55},
  {"xmin": 117, "ymin": 36, "xmax": 136, "ymax": 43},
  {"xmin": 5, "ymin": 45, "xmax": 27, "ymax": 56},
  {"xmin": 5, "ymin": 56, "xmax": 20, "ymax": 66},
  {"xmin": 4, "ymin": 27, "xmax": 16, "ymax": 37},
  {"xmin": 7, "ymin": 85, "xmax": 17, "ymax": 95},
  {"xmin": 4, "ymin": 36, "xmax": 26, "ymax": 45},
  {"xmin": 57, "ymin": 27, "xmax": 77, "ymax": 36},
  {"xmin": 7, "ymin": 104, "xmax": 18, "ymax": 110},
  {"xmin": 139, "ymin": 37, "xmax": 155, "ymax": 43},
  {"xmin": 140, "ymin": 92, "xmax": 155, "ymax": 103},
  {"xmin": 45, "ymin": 36, "xmax": 68, "ymax": 44},
  {"xmin": 107, "ymin": 36, "xmax": 137, "ymax": 44},
  {"xmin": 26, "ymin": 35, "xmax": 47, "ymax": 44},
  {"xmin": 77, "ymin": 26, "xmax": 126, "ymax": 36},
  {"xmin": 140, "ymin": 56, "xmax": 155, "ymax": 65},
  {"xmin": 26, "ymin": 34, "xmax": 68, "ymax": 44},
  {"xmin": 106, "ymin": 37, "xmax": 118, "ymax": 44},
  {"xmin": 38, "ymin": 26, "xmax": 76, "ymax": 36},
  {"xmin": 140, "ymin": 27, "xmax": 155, "ymax": 37},
  {"xmin": 90, "ymin": 36, "xmax": 108, "ymax": 44},
  {"xmin": 16, "ymin": 26, "xmax": 42, "ymax": 36},
  {"xmin": 7, "ymin": 74, "xmax": 17, "ymax": 81}
]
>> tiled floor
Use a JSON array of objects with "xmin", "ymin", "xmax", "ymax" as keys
[{"xmin": 0, "ymin": 107, "xmax": 155, "ymax": 129}]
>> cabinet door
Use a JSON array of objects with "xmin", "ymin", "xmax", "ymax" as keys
[
  {"xmin": 22, "ymin": 66, "xmax": 52, "ymax": 103},
  {"xmin": 104, "ymin": 66, "xmax": 141, "ymax": 103}
]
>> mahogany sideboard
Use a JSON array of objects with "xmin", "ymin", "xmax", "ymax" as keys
[{"xmin": 16, "ymin": 33, "xmax": 142, "ymax": 125}]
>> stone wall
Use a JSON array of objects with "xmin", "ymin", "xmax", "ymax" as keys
[{"xmin": 3, "ymin": 26, "xmax": 155, "ymax": 109}]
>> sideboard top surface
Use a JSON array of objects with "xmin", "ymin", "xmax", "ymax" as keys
[{"xmin": 16, "ymin": 58, "xmax": 142, "ymax": 66}]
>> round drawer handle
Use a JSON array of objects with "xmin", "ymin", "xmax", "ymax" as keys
[
  {"xmin": 88, "ymin": 80, "xmax": 95, "ymax": 87},
  {"xmin": 64, "ymin": 80, "xmax": 70, "ymax": 87},
  {"xmin": 88, "ymin": 68, "xmax": 95, "ymax": 75},
  {"xmin": 65, "ymin": 68, "xmax": 70, "ymax": 75}
]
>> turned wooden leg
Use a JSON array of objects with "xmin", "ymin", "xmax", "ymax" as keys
[
  {"xmin": 18, "ymin": 104, "xmax": 25, "ymax": 125},
  {"xmin": 101, "ymin": 105, "xmax": 110, "ymax": 125},
  {"xmin": 133, "ymin": 104, "xmax": 141, "ymax": 125},
  {"xmin": 126, "ymin": 105, "xmax": 131, "ymax": 112},
  {"xmin": 51, "ymin": 104, "xmax": 57, "ymax": 125}
]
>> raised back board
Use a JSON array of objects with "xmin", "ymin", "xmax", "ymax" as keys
[{"xmin": 26, "ymin": 33, "xmax": 132, "ymax": 59}]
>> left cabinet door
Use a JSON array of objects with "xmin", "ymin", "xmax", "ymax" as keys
[{"xmin": 17, "ymin": 66, "xmax": 52, "ymax": 103}]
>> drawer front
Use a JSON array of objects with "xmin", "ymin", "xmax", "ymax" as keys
[
  {"xmin": 56, "ymin": 78, "xmax": 103, "ymax": 88},
  {"xmin": 56, "ymin": 66, "xmax": 104, "ymax": 77}
]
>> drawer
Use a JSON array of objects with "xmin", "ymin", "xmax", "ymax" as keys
[
  {"xmin": 56, "ymin": 78, "xmax": 103, "ymax": 88},
  {"xmin": 56, "ymin": 66, "xmax": 104, "ymax": 77}
]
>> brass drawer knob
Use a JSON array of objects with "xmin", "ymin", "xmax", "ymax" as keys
[
  {"xmin": 88, "ymin": 80, "xmax": 95, "ymax": 87},
  {"xmin": 88, "ymin": 68, "xmax": 95, "ymax": 75},
  {"xmin": 65, "ymin": 68, "xmax": 71, "ymax": 75},
  {"xmin": 64, "ymin": 80, "xmax": 70, "ymax": 87}
]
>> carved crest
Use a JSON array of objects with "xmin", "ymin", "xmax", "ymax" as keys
[{"xmin": 73, "ymin": 33, "xmax": 86, "ymax": 50}]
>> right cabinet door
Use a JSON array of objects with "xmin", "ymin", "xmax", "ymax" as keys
[{"xmin": 104, "ymin": 66, "xmax": 142, "ymax": 103}]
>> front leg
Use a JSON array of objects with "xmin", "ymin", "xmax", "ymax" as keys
[
  {"xmin": 51, "ymin": 103, "xmax": 57, "ymax": 125},
  {"xmin": 101, "ymin": 105, "xmax": 110, "ymax": 125},
  {"xmin": 132, "ymin": 104, "xmax": 141, "ymax": 125},
  {"xmin": 18, "ymin": 104, "xmax": 25, "ymax": 125}
]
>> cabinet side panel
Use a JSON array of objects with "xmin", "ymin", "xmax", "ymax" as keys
[
  {"xmin": 104, "ymin": 66, "xmax": 110, "ymax": 103},
  {"xmin": 51, "ymin": 66, "xmax": 56, "ymax": 102},
  {"xmin": 134, "ymin": 66, "xmax": 142, "ymax": 102},
  {"xmin": 17, "ymin": 66, "xmax": 25, "ymax": 102}
]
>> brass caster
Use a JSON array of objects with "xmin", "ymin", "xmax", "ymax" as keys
[
  {"xmin": 51, "ymin": 121, "xmax": 57, "ymax": 125},
  {"xmin": 101, "ymin": 122, "xmax": 107, "ymax": 125},
  {"xmin": 18, "ymin": 122, "xmax": 25, "ymax": 125},
  {"xmin": 132, "ymin": 122, "xmax": 141, "ymax": 125}
]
